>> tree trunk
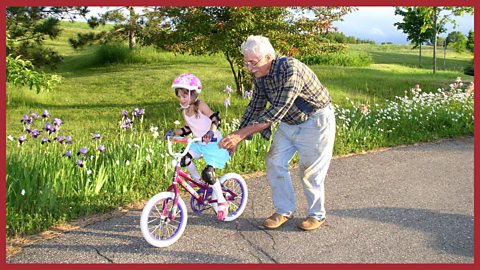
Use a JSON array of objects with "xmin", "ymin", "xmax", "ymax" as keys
[
  {"xmin": 443, "ymin": 40, "xmax": 447, "ymax": 70},
  {"xmin": 129, "ymin": 6, "xmax": 136, "ymax": 49},
  {"xmin": 225, "ymin": 51, "xmax": 242, "ymax": 95},
  {"xmin": 419, "ymin": 43, "xmax": 422, "ymax": 67},
  {"xmin": 432, "ymin": 8, "xmax": 437, "ymax": 74}
]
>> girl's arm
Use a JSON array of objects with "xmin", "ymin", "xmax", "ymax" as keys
[
  {"xmin": 198, "ymin": 101, "xmax": 220, "ymax": 143},
  {"xmin": 198, "ymin": 101, "xmax": 218, "ymax": 132}
]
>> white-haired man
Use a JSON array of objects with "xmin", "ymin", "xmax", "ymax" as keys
[{"xmin": 219, "ymin": 35, "xmax": 336, "ymax": 231}]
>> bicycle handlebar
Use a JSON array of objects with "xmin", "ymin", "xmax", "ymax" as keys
[{"xmin": 166, "ymin": 136, "xmax": 217, "ymax": 159}]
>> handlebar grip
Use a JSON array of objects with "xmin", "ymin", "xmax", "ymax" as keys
[{"xmin": 201, "ymin": 137, "xmax": 217, "ymax": 142}]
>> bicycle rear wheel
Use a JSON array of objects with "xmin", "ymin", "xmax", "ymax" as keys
[
  {"xmin": 219, "ymin": 173, "xmax": 248, "ymax": 222},
  {"xmin": 140, "ymin": 192, "xmax": 188, "ymax": 247}
]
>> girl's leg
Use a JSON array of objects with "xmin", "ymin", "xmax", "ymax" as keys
[
  {"xmin": 185, "ymin": 151, "xmax": 202, "ymax": 182},
  {"xmin": 202, "ymin": 165, "xmax": 229, "ymax": 220},
  {"xmin": 211, "ymin": 180, "xmax": 229, "ymax": 220}
]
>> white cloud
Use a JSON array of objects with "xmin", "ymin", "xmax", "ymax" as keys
[{"xmin": 369, "ymin": 27, "xmax": 386, "ymax": 37}]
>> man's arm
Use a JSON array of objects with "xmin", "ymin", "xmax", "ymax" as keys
[{"xmin": 218, "ymin": 122, "xmax": 271, "ymax": 154}]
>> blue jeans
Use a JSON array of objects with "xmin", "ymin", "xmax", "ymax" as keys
[{"xmin": 266, "ymin": 104, "xmax": 336, "ymax": 219}]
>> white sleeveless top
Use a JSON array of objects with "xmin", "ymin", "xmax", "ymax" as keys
[{"xmin": 183, "ymin": 110, "xmax": 221, "ymax": 139}]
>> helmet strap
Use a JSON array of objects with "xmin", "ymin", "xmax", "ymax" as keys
[{"xmin": 179, "ymin": 91, "xmax": 198, "ymax": 109}]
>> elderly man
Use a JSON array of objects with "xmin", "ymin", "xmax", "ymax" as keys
[{"xmin": 219, "ymin": 35, "xmax": 336, "ymax": 231}]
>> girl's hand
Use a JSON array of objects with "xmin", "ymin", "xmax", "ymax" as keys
[
  {"xmin": 164, "ymin": 129, "xmax": 175, "ymax": 139},
  {"xmin": 202, "ymin": 130, "xmax": 214, "ymax": 143}
]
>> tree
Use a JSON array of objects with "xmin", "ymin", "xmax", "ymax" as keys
[
  {"xmin": 6, "ymin": 6, "xmax": 89, "ymax": 68},
  {"xmin": 69, "ymin": 6, "xmax": 147, "ymax": 50},
  {"xmin": 394, "ymin": 7, "xmax": 441, "ymax": 67},
  {"xmin": 6, "ymin": 34, "xmax": 62, "ymax": 93},
  {"xmin": 446, "ymin": 31, "xmax": 467, "ymax": 53},
  {"xmin": 466, "ymin": 30, "xmax": 474, "ymax": 52},
  {"xmin": 142, "ymin": 6, "xmax": 354, "ymax": 94},
  {"xmin": 419, "ymin": 7, "xmax": 473, "ymax": 74}
]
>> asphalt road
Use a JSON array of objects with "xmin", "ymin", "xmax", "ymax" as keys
[{"xmin": 7, "ymin": 137, "xmax": 474, "ymax": 264}]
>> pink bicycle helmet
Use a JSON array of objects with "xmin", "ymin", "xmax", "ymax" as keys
[{"xmin": 171, "ymin": 73, "xmax": 202, "ymax": 94}]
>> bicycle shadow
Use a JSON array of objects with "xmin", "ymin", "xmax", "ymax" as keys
[{"xmin": 8, "ymin": 211, "xmax": 243, "ymax": 263}]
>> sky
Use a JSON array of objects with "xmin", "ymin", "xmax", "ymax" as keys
[
  {"xmin": 86, "ymin": 6, "xmax": 474, "ymax": 45},
  {"xmin": 333, "ymin": 7, "xmax": 475, "ymax": 44}
]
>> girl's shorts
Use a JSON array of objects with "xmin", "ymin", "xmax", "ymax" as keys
[{"xmin": 190, "ymin": 136, "xmax": 231, "ymax": 169}]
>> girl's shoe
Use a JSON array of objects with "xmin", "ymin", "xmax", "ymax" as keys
[{"xmin": 217, "ymin": 201, "xmax": 229, "ymax": 220}]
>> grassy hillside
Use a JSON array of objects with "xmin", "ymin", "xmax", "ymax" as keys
[{"xmin": 7, "ymin": 25, "xmax": 473, "ymax": 139}]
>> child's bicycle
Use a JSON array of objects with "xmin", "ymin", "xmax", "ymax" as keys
[{"xmin": 140, "ymin": 136, "xmax": 248, "ymax": 247}]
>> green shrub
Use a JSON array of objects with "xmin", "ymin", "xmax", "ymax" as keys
[
  {"xmin": 464, "ymin": 60, "xmax": 474, "ymax": 76},
  {"xmin": 300, "ymin": 51, "xmax": 372, "ymax": 67},
  {"xmin": 94, "ymin": 43, "xmax": 132, "ymax": 65}
]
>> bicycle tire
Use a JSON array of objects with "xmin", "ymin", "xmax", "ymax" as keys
[{"xmin": 140, "ymin": 192, "xmax": 188, "ymax": 247}]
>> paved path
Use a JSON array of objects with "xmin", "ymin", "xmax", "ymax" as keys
[{"xmin": 7, "ymin": 137, "xmax": 474, "ymax": 264}]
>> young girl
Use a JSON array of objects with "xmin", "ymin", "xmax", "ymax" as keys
[{"xmin": 165, "ymin": 73, "xmax": 231, "ymax": 220}]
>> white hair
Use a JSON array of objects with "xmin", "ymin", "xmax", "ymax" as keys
[{"xmin": 240, "ymin": 35, "xmax": 276, "ymax": 58}]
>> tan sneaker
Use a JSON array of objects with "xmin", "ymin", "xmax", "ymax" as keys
[
  {"xmin": 298, "ymin": 217, "xmax": 326, "ymax": 231},
  {"xmin": 263, "ymin": 213, "xmax": 292, "ymax": 229}
]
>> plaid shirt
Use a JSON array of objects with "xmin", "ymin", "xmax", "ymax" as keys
[{"xmin": 239, "ymin": 55, "xmax": 331, "ymax": 140}]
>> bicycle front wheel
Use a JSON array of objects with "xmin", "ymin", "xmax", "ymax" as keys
[{"xmin": 140, "ymin": 192, "xmax": 188, "ymax": 247}]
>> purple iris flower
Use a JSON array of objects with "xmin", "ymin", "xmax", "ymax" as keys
[
  {"xmin": 24, "ymin": 125, "xmax": 31, "ymax": 133},
  {"xmin": 45, "ymin": 123, "xmax": 53, "ymax": 133},
  {"xmin": 41, "ymin": 136, "xmax": 51, "ymax": 144},
  {"xmin": 224, "ymin": 86, "xmax": 234, "ymax": 93},
  {"xmin": 30, "ymin": 112, "xmax": 39, "ymax": 119},
  {"xmin": 98, "ymin": 145, "xmax": 105, "ymax": 153},
  {"xmin": 224, "ymin": 98, "xmax": 231, "ymax": 108},
  {"xmin": 77, "ymin": 147, "xmax": 88, "ymax": 156},
  {"xmin": 131, "ymin": 108, "xmax": 145, "ymax": 117},
  {"xmin": 91, "ymin": 133, "xmax": 101, "ymax": 140},
  {"xmin": 30, "ymin": 129, "xmax": 41, "ymax": 139},
  {"xmin": 122, "ymin": 110, "xmax": 128, "ymax": 117},
  {"xmin": 65, "ymin": 136, "xmax": 72, "ymax": 144},
  {"xmin": 54, "ymin": 136, "xmax": 64, "ymax": 144},
  {"xmin": 243, "ymin": 90, "xmax": 253, "ymax": 99},
  {"xmin": 18, "ymin": 135, "xmax": 26, "ymax": 145},
  {"xmin": 42, "ymin": 110, "xmax": 50, "ymax": 119},
  {"xmin": 53, "ymin": 118, "xmax": 63, "ymax": 126},
  {"xmin": 76, "ymin": 159, "xmax": 84, "ymax": 168},
  {"xmin": 121, "ymin": 118, "xmax": 133, "ymax": 129},
  {"xmin": 21, "ymin": 115, "xmax": 32, "ymax": 124},
  {"xmin": 63, "ymin": 150, "xmax": 72, "ymax": 158}
]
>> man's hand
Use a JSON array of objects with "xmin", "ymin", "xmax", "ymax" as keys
[
  {"xmin": 219, "ymin": 122, "xmax": 271, "ymax": 153},
  {"xmin": 219, "ymin": 132, "xmax": 244, "ymax": 153}
]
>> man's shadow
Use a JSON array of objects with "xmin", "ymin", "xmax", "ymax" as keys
[{"xmin": 331, "ymin": 207, "xmax": 474, "ymax": 258}]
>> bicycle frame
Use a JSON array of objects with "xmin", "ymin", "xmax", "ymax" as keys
[
  {"xmin": 162, "ymin": 136, "xmax": 241, "ymax": 220},
  {"xmin": 163, "ymin": 136, "xmax": 214, "ymax": 219}
]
